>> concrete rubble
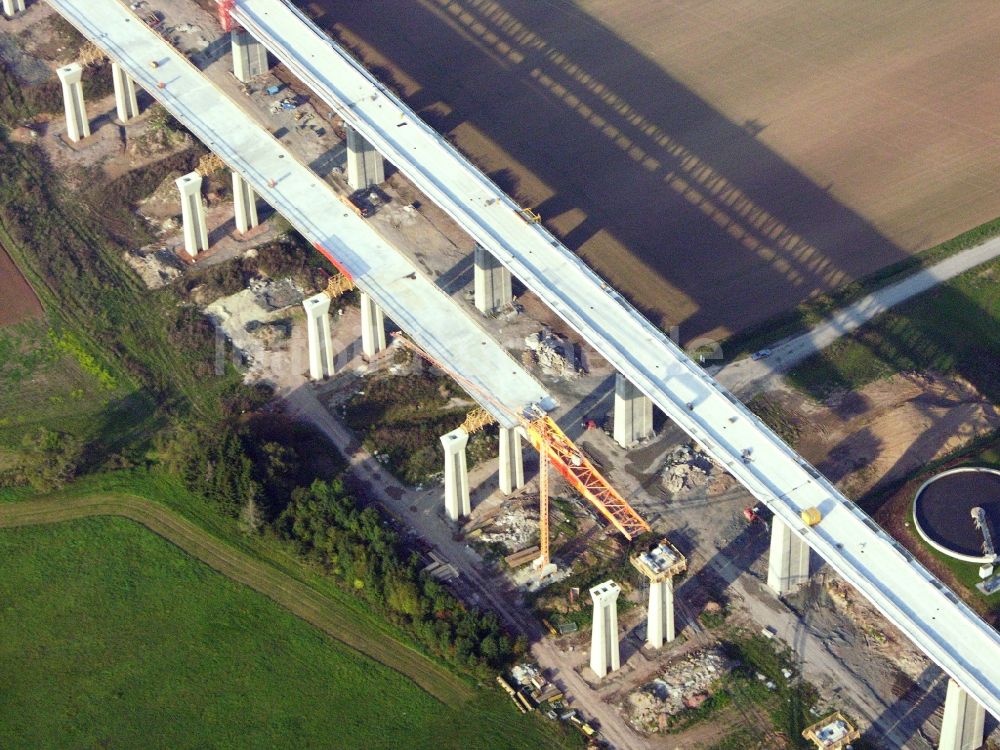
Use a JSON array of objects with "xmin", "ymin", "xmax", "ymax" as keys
[
  {"xmin": 661, "ymin": 443, "xmax": 723, "ymax": 495},
  {"xmin": 626, "ymin": 647, "xmax": 732, "ymax": 733},
  {"xmin": 124, "ymin": 245, "xmax": 184, "ymax": 289},
  {"xmin": 524, "ymin": 327, "xmax": 578, "ymax": 379},
  {"xmin": 205, "ymin": 278, "xmax": 304, "ymax": 382},
  {"xmin": 477, "ymin": 502, "xmax": 539, "ymax": 553}
]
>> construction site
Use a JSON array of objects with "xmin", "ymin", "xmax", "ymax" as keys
[{"xmin": 3, "ymin": 0, "xmax": 1000, "ymax": 748}]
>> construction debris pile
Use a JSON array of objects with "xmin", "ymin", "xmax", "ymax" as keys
[
  {"xmin": 661, "ymin": 443, "xmax": 724, "ymax": 495},
  {"xmin": 626, "ymin": 648, "xmax": 731, "ymax": 732},
  {"xmin": 205, "ymin": 278, "xmax": 304, "ymax": 382},
  {"xmin": 471, "ymin": 501, "xmax": 539, "ymax": 553},
  {"xmin": 124, "ymin": 245, "xmax": 184, "ymax": 289},
  {"xmin": 523, "ymin": 328, "xmax": 578, "ymax": 379}
]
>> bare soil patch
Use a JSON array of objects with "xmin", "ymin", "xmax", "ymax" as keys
[
  {"xmin": 763, "ymin": 372, "xmax": 1000, "ymax": 499},
  {"xmin": 0, "ymin": 244, "xmax": 43, "ymax": 326}
]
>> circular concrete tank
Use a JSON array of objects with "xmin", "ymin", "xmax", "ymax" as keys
[{"xmin": 913, "ymin": 467, "xmax": 1000, "ymax": 564}]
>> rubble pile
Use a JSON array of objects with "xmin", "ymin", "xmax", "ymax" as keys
[
  {"xmin": 661, "ymin": 443, "xmax": 721, "ymax": 495},
  {"xmin": 626, "ymin": 648, "xmax": 731, "ymax": 732},
  {"xmin": 478, "ymin": 503, "xmax": 539, "ymax": 552},
  {"xmin": 205, "ymin": 279, "xmax": 304, "ymax": 382},
  {"xmin": 124, "ymin": 246, "xmax": 184, "ymax": 289},
  {"xmin": 524, "ymin": 328, "xmax": 578, "ymax": 379}
]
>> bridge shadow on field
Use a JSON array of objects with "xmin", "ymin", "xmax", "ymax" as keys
[{"xmin": 309, "ymin": 0, "xmax": 909, "ymax": 343}]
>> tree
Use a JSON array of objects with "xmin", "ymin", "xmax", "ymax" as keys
[
  {"xmin": 17, "ymin": 427, "xmax": 83, "ymax": 492},
  {"xmin": 238, "ymin": 495, "xmax": 264, "ymax": 535}
]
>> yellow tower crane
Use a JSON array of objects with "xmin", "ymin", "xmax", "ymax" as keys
[{"xmin": 391, "ymin": 333, "xmax": 650, "ymax": 571}]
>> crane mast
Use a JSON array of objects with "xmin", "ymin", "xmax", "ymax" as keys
[{"xmin": 391, "ymin": 333, "xmax": 650, "ymax": 572}]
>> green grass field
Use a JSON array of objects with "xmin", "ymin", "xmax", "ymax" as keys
[
  {"xmin": 0, "ymin": 516, "xmax": 575, "ymax": 750},
  {"xmin": 0, "ymin": 318, "xmax": 153, "ymax": 453},
  {"xmin": 721, "ymin": 215, "xmax": 1000, "ymax": 362},
  {"xmin": 787, "ymin": 258, "xmax": 1000, "ymax": 402}
]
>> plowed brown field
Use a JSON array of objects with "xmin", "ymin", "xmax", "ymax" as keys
[
  {"xmin": 313, "ymin": 0, "xmax": 1000, "ymax": 341},
  {"xmin": 0, "ymin": 243, "xmax": 42, "ymax": 326}
]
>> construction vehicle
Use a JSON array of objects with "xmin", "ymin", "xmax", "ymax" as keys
[
  {"xmin": 495, "ymin": 675, "xmax": 527, "ymax": 714},
  {"xmin": 743, "ymin": 504, "xmax": 769, "ymax": 530},
  {"xmin": 801, "ymin": 711, "xmax": 860, "ymax": 750},
  {"xmin": 801, "ymin": 507, "xmax": 822, "ymax": 526},
  {"xmin": 391, "ymin": 333, "xmax": 650, "ymax": 571}
]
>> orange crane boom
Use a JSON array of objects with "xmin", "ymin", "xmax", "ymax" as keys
[
  {"xmin": 522, "ymin": 414, "xmax": 649, "ymax": 540},
  {"xmin": 390, "ymin": 333, "xmax": 650, "ymax": 569}
]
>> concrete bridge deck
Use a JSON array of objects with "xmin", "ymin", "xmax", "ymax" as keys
[{"xmin": 46, "ymin": 0, "xmax": 550, "ymax": 430}]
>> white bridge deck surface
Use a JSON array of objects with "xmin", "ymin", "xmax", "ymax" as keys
[
  {"xmin": 48, "ymin": 0, "xmax": 551, "ymax": 431},
  {"xmin": 231, "ymin": 0, "xmax": 1000, "ymax": 716}
]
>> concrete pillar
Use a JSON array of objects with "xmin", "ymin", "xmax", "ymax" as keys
[
  {"xmin": 56, "ymin": 63, "xmax": 89, "ymax": 143},
  {"xmin": 302, "ymin": 293, "xmax": 334, "ymax": 380},
  {"xmin": 767, "ymin": 516, "xmax": 810, "ymax": 595},
  {"xmin": 231, "ymin": 29, "xmax": 268, "ymax": 83},
  {"xmin": 175, "ymin": 172, "xmax": 209, "ymax": 257},
  {"xmin": 647, "ymin": 577, "xmax": 675, "ymax": 648},
  {"xmin": 613, "ymin": 372, "xmax": 653, "ymax": 447},
  {"xmin": 938, "ymin": 679, "xmax": 985, "ymax": 750},
  {"xmin": 232, "ymin": 172, "xmax": 259, "ymax": 234},
  {"xmin": 473, "ymin": 244, "xmax": 512, "ymax": 314},
  {"xmin": 359, "ymin": 291, "xmax": 386, "ymax": 358},
  {"xmin": 111, "ymin": 61, "xmax": 139, "ymax": 123},
  {"xmin": 346, "ymin": 125, "xmax": 385, "ymax": 190},
  {"xmin": 441, "ymin": 428, "xmax": 470, "ymax": 521},
  {"xmin": 2, "ymin": 0, "xmax": 26, "ymax": 18},
  {"xmin": 498, "ymin": 426, "xmax": 525, "ymax": 495},
  {"xmin": 589, "ymin": 580, "xmax": 621, "ymax": 678}
]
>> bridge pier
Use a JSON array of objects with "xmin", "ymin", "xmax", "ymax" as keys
[
  {"xmin": 498, "ymin": 426, "xmax": 524, "ymax": 495},
  {"xmin": 441, "ymin": 428, "xmax": 470, "ymax": 521},
  {"xmin": 359, "ymin": 291, "xmax": 386, "ymax": 358},
  {"xmin": 56, "ymin": 63, "xmax": 89, "ymax": 143},
  {"xmin": 231, "ymin": 29, "xmax": 268, "ymax": 83},
  {"xmin": 302, "ymin": 293, "xmax": 335, "ymax": 380},
  {"xmin": 111, "ymin": 61, "xmax": 139, "ymax": 122},
  {"xmin": 473, "ymin": 244, "xmax": 512, "ymax": 314},
  {"xmin": 613, "ymin": 372, "xmax": 653, "ymax": 447},
  {"xmin": 346, "ymin": 125, "xmax": 385, "ymax": 191},
  {"xmin": 767, "ymin": 516, "xmax": 810, "ymax": 594},
  {"xmin": 175, "ymin": 172, "xmax": 208, "ymax": 257},
  {"xmin": 647, "ymin": 577, "xmax": 676, "ymax": 648},
  {"xmin": 590, "ymin": 580, "xmax": 621, "ymax": 678},
  {"xmin": 938, "ymin": 679, "xmax": 985, "ymax": 750},
  {"xmin": 2, "ymin": 0, "xmax": 25, "ymax": 17},
  {"xmin": 231, "ymin": 171, "xmax": 259, "ymax": 234}
]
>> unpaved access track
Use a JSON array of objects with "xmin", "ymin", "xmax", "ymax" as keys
[{"xmin": 0, "ymin": 494, "xmax": 471, "ymax": 705}]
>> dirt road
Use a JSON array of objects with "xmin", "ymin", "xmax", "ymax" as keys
[
  {"xmin": 0, "ymin": 492, "xmax": 470, "ymax": 705},
  {"xmin": 716, "ymin": 234, "xmax": 1000, "ymax": 395},
  {"xmin": 284, "ymin": 385, "xmax": 654, "ymax": 750}
]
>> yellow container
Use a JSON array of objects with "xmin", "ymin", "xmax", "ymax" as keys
[{"xmin": 800, "ymin": 507, "xmax": 822, "ymax": 526}]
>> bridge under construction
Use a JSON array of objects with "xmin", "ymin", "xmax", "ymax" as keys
[{"xmin": 31, "ymin": 0, "xmax": 1000, "ymax": 746}]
